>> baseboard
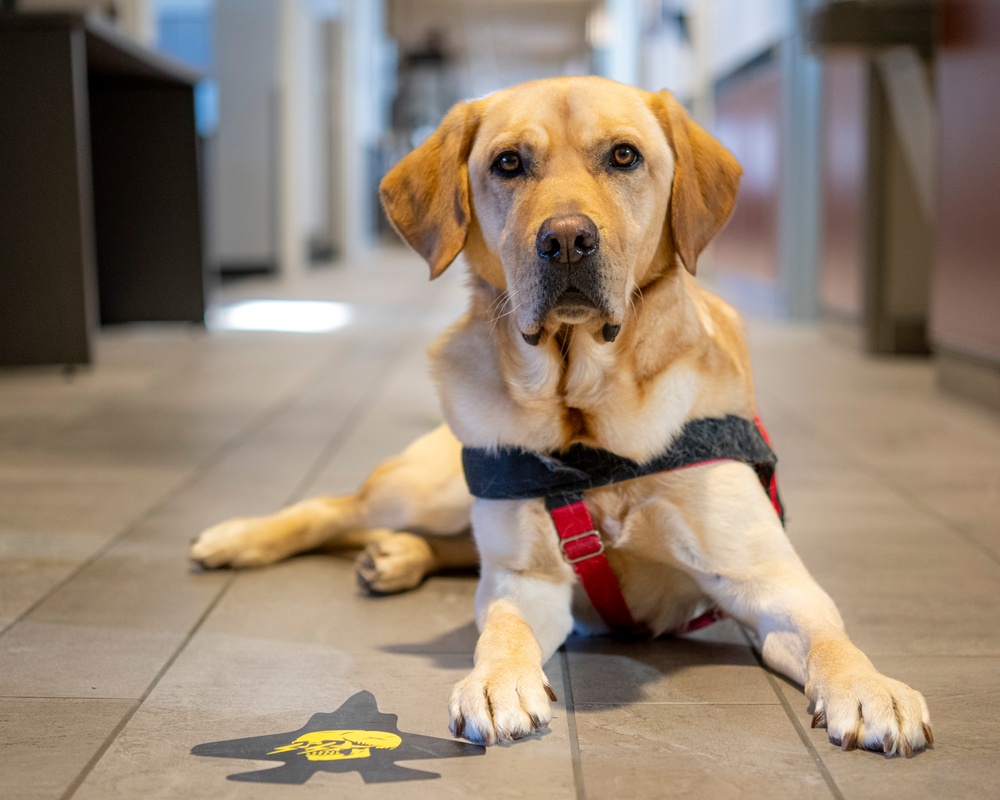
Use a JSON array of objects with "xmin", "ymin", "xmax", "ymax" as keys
[
  {"xmin": 821, "ymin": 310, "xmax": 931, "ymax": 355},
  {"xmin": 878, "ymin": 316, "xmax": 930, "ymax": 355},
  {"xmin": 821, "ymin": 309, "xmax": 864, "ymax": 349},
  {"xmin": 936, "ymin": 347, "xmax": 1000, "ymax": 412},
  {"xmin": 215, "ymin": 260, "xmax": 277, "ymax": 278}
]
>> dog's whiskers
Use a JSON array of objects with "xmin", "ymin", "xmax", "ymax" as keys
[
  {"xmin": 489, "ymin": 291, "xmax": 521, "ymax": 336},
  {"xmin": 486, "ymin": 291, "xmax": 508, "ymax": 315},
  {"xmin": 627, "ymin": 279, "xmax": 644, "ymax": 317}
]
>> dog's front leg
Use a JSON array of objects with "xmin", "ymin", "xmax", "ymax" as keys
[
  {"xmin": 449, "ymin": 500, "xmax": 574, "ymax": 745},
  {"xmin": 666, "ymin": 462, "xmax": 933, "ymax": 757},
  {"xmin": 746, "ymin": 570, "xmax": 932, "ymax": 757}
]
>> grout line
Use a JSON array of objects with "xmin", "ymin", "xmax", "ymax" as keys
[
  {"xmin": 759, "ymin": 388, "xmax": 1000, "ymax": 569},
  {"xmin": 283, "ymin": 337, "xmax": 411, "ymax": 503},
  {"xmin": 558, "ymin": 647, "xmax": 587, "ymax": 800},
  {"xmin": 0, "ymin": 696, "xmax": 137, "ymax": 702},
  {"xmin": 59, "ymin": 573, "xmax": 237, "ymax": 800},
  {"xmin": 59, "ymin": 332, "xmax": 414, "ymax": 799},
  {"xmin": 865, "ymin": 470, "xmax": 1000, "ymax": 567},
  {"xmin": 763, "ymin": 669, "xmax": 845, "ymax": 800},
  {"xmin": 0, "ymin": 347, "xmax": 354, "ymax": 642},
  {"xmin": 58, "ymin": 700, "xmax": 141, "ymax": 800},
  {"xmin": 572, "ymin": 701, "xmax": 788, "ymax": 707},
  {"xmin": 739, "ymin": 625, "xmax": 845, "ymax": 800}
]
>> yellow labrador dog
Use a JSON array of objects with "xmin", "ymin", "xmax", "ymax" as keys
[{"xmin": 192, "ymin": 76, "xmax": 932, "ymax": 757}]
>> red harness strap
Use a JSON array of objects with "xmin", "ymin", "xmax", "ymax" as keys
[
  {"xmin": 754, "ymin": 415, "xmax": 783, "ymax": 517},
  {"xmin": 549, "ymin": 500, "xmax": 648, "ymax": 635},
  {"xmin": 550, "ymin": 499, "xmax": 727, "ymax": 636}
]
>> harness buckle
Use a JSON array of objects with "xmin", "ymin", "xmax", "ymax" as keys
[{"xmin": 559, "ymin": 530, "xmax": 605, "ymax": 565}]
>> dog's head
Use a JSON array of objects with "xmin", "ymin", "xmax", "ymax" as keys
[{"xmin": 379, "ymin": 77, "xmax": 740, "ymax": 345}]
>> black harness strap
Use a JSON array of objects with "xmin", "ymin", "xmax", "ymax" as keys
[{"xmin": 462, "ymin": 414, "xmax": 784, "ymax": 524}]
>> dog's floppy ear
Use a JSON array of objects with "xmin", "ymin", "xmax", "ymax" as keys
[
  {"xmin": 649, "ymin": 90, "xmax": 741, "ymax": 275},
  {"xmin": 379, "ymin": 101, "xmax": 480, "ymax": 279}
]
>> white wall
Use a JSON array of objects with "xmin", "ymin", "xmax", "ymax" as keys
[
  {"xmin": 212, "ymin": 0, "xmax": 363, "ymax": 270},
  {"xmin": 599, "ymin": 0, "xmax": 642, "ymax": 87},
  {"xmin": 213, "ymin": 0, "xmax": 281, "ymax": 268},
  {"xmin": 709, "ymin": 0, "xmax": 791, "ymax": 77},
  {"xmin": 340, "ymin": 0, "xmax": 389, "ymax": 257}
]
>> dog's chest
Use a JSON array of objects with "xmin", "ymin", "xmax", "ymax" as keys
[
  {"xmin": 587, "ymin": 484, "xmax": 664, "ymax": 550},
  {"xmin": 572, "ymin": 487, "xmax": 709, "ymax": 635},
  {"xmin": 562, "ymin": 356, "xmax": 700, "ymax": 463}
]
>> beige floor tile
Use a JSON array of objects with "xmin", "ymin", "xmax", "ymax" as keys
[
  {"xmin": 0, "ymin": 461, "xmax": 187, "ymax": 537},
  {"xmin": 0, "ymin": 602, "xmax": 222, "ymax": 699},
  {"xmin": 0, "ymin": 321, "xmax": 429, "ymax": 699},
  {"xmin": 296, "ymin": 330, "xmax": 449, "ymax": 496},
  {"xmin": 873, "ymin": 463, "xmax": 1000, "ymax": 559},
  {"xmin": 786, "ymin": 514, "xmax": 1000, "ymax": 658},
  {"xmin": 200, "ymin": 555, "xmax": 479, "ymax": 656},
  {"xmin": 0, "ymin": 530, "xmax": 109, "ymax": 631},
  {"xmin": 565, "ymin": 623, "xmax": 776, "ymax": 705},
  {"xmin": 0, "ymin": 697, "xmax": 136, "ymax": 800},
  {"xmin": 0, "ymin": 465, "xmax": 189, "ymax": 635},
  {"xmin": 72, "ymin": 642, "xmax": 575, "ymax": 799},
  {"xmin": 574, "ymin": 703, "xmax": 830, "ymax": 799},
  {"xmin": 774, "ymin": 656, "xmax": 1000, "ymax": 798}
]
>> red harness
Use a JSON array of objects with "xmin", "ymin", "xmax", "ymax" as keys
[{"xmin": 463, "ymin": 415, "xmax": 784, "ymax": 636}]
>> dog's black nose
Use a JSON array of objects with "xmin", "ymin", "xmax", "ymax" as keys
[{"xmin": 536, "ymin": 215, "xmax": 599, "ymax": 264}]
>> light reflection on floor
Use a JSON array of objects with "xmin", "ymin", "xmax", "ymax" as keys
[{"xmin": 206, "ymin": 299, "xmax": 353, "ymax": 333}]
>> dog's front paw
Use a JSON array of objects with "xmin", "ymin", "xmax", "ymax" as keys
[
  {"xmin": 807, "ymin": 649, "xmax": 932, "ymax": 758},
  {"xmin": 190, "ymin": 517, "xmax": 283, "ymax": 568},
  {"xmin": 448, "ymin": 661, "xmax": 558, "ymax": 745}
]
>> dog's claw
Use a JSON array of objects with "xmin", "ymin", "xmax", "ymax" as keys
[
  {"xmin": 811, "ymin": 710, "xmax": 826, "ymax": 729},
  {"xmin": 452, "ymin": 715, "xmax": 465, "ymax": 739},
  {"xmin": 544, "ymin": 684, "xmax": 557, "ymax": 702},
  {"xmin": 883, "ymin": 732, "xmax": 893, "ymax": 755},
  {"xmin": 923, "ymin": 722, "xmax": 934, "ymax": 746},
  {"xmin": 841, "ymin": 731, "xmax": 858, "ymax": 752},
  {"xmin": 903, "ymin": 738, "xmax": 913, "ymax": 759}
]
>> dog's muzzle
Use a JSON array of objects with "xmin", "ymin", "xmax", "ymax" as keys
[{"xmin": 520, "ymin": 215, "xmax": 620, "ymax": 346}]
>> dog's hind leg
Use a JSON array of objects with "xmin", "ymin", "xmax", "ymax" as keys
[{"xmin": 190, "ymin": 424, "xmax": 474, "ymax": 575}]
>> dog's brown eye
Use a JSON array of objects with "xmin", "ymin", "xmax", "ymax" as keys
[
  {"xmin": 611, "ymin": 144, "xmax": 640, "ymax": 170},
  {"xmin": 493, "ymin": 151, "xmax": 523, "ymax": 176}
]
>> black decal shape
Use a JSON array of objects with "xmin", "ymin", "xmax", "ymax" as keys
[{"xmin": 192, "ymin": 691, "xmax": 485, "ymax": 784}]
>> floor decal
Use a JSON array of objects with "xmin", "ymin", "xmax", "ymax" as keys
[{"xmin": 191, "ymin": 691, "xmax": 485, "ymax": 784}]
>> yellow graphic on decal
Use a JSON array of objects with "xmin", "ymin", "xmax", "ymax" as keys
[{"xmin": 268, "ymin": 730, "xmax": 402, "ymax": 761}]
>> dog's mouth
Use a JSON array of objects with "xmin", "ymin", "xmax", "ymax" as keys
[
  {"xmin": 519, "ymin": 275, "xmax": 622, "ymax": 346},
  {"xmin": 552, "ymin": 287, "xmax": 599, "ymax": 316}
]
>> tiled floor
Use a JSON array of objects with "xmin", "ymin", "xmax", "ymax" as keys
[{"xmin": 2, "ymin": 251, "xmax": 999, "ymax": 799}]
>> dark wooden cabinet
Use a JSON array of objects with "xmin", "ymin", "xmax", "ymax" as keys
[{"xmin": 0, "ymin": 12, "xmax": 206, "ymax": 365}]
